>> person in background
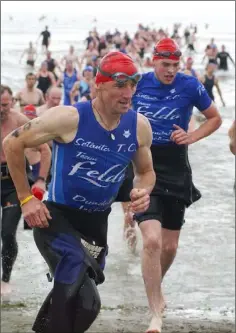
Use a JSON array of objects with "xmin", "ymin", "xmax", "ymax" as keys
[
  {"xmin": 15, "ymin": 73, "xmax": 45, "ymax": 112},
  {"xmin": 37, "ymin": 26, "xmax": 51, "ymax": 52},
  {"xmin": 69, "ymin": 65, "xmax": 94, "ymax": 104},
  {"xmin": 56, "ymin": 60, "xmax": 80, "ymax": 105},
  {"xmin": 19, "ymin": 42, "xmax": 37, "ymax": 68},
  {"xmin": 200, "ymin": 62, "xmax": 226, "ymax": 107},
  {"xmin": 36, "ymin": 61, "xmax": 56, "ymax": 98},
  {"xmin": 217, "ymin": 45, "xmax": 235, "ymax": 71},
  {"xmin": 1, "ymin": 85, "xmax": 51, "ymax": 296},
  {"xmin": 37, "ymin": 86, "xmax": 62, "ymax": 117}
]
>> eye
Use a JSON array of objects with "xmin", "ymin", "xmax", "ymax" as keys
[
  {"xmin": 115, "ymin": 82, "xmax": 126, "ymax": 88},
  {"xmin": 174, "ymin": 62, "xmax": 180, "ymax": 68},
  {"xmin": 131, "ymin": 82, "xmax": 137, "ymax": 88}
]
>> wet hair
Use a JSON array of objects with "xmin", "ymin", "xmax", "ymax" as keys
[
  {"xmin": 45, "ymin": 86, "xmax": 62, "ymax": 96},
  {"xmin": 1, "ymin": 84, "xmax": 13, "ymax": 96},
  {"xmin": 26, "ymin": 72, "xmax": 36, "ymax": 79}
]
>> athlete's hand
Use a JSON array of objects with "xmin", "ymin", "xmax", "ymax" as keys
[
  {"xmin": 31, "ymin": 179, "xmax": 46, "ymax": 193},
  {"xmin": 130, "ymin": 188, "xmax": 150, "ymax": 213},
  {"xmin": 171, "ymin": 124, "xmax": 195, "ymax": 145},
  {"xmin": 21, "ymin": 197, "xmax": 52, "ymax": 228}
]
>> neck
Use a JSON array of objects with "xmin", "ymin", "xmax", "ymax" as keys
[
  {"xmin": 92, "ymin": 98, "xmax": 121, "ymax": 130},
  {"xmin": 154, "ymin": 71, "xmax": 164, "ymax": 84},
  {"xmin": 27, "ymin": 86, "xmax": 34, "ymax": 92}
]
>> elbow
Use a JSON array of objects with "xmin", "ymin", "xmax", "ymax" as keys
[
  {"xmin": 217, "ymin": 114, "xmax": 223, "ymax": 128},
  {"xmin": 2, "ymin": 137, "xmax": 9, "ymax": 154},
  {"xmin": 213, "ymin": 113, "xmax": 222, "ymax": 130},
  {"xmin": 230, "ymin": 143, "xmax": 236, "ymax": 155},
  {"xmin": 2, "ymin": 135, "xmax": 13, "ymax": 152},
  {"xmin": 2, "ymin": 136, "xmax": 17, "ymax": 156}
]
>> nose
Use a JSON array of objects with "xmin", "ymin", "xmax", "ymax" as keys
[
  {"xmin": 168, "ymin": 66, "xmax": 175, "ymax": 74},
  {"xmin": 122, "ymin": 85, "xmax": 135, "ymax": 98}
]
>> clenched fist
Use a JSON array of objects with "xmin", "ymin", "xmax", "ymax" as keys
[{"xmin": 129, "ymin": 188, "xmax": 150, "ymax": 213}]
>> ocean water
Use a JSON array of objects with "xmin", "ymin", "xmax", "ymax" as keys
[{"xmin": 1, "ymin": 12, "xmax": 235, "ymax": 108}]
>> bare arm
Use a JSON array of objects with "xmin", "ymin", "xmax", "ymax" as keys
[
  {"xmin": 228, "ymin": 120, "xmax": 236, "ymax": 155},
  {"xmin": 14, "ymin": 91, "xmax": 21, "ymax": 106},
  {"xmin": 132, "ymin": 113, "xmax": 156, "ymax": 195},
  {"xmin": 3, "ymin": 106, "xmax": 79, "ymax": 200},
  {"xmin": 54, "ymin": 59, "xmax": 62, "ymax": 73},
  {"xmin": 56, "ymin": 74, "xmax": 63, "ymax": 87},
  {"xmin": 189, "ymin": 102, "xmax": 222, "ymax": 144},
  {"xmin": 228, "ymin": 54, "xmax": 235, "ymax": 66},
  {"xmin": 38, "ymin": 90, "xmax": 46, "ymax": 105},
  {"xmin": 70, "ymin": 81, "xmax": 80, "ymax": 105},
  {"xmin": 214, "ymin": 78, "xmax": 225, "ymax": 106},
  {"xmin": 49, "ymin": 72, "xmax": 56, "ymax": 86}
]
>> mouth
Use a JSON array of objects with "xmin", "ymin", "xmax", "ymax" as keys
[
  {"xmin": 118, "ymin": 101, "xmax": 130, "ymax": 108},
  {"xmin": 1, "ymin": 112, "xmax": 7, "ymax": 119},
  {"xmin": 164, "ymin": 75, "xmax": 174, "ymax": 82}
]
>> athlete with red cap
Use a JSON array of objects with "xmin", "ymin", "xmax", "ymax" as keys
[
  {"xmin": 1, "ymin": 85, "xmax": 51, "ymax": 297},
  {"xmin": 3, "ymin": 51, "xmax": 156, "ymax": 332},
  {"xmin": 130, "ymin": 38, "xmax": 222, "ymax": 332},
  {"xmin": 23, "ymin": 104, "xmax": 37, "ymax": 119}
]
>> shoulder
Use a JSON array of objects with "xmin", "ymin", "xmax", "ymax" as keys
[
  {"xmin": 134, "ymin": 71, "xmax": 155, "ymax": 93},
  {"xmin": 176, "ymin": 72, "xmax": 201, "ymax": 91},
  {"xmin": 140, "ymin": 71, "xmax": 154, "ymax": 82},
  {"xmin": 38, "ymin": 105, "xmax": 79, "ymax": 134},
  {"xmin": 35, "ymin": 88, "xmax": 44, "ymax": 95},
  {"xmin": 36, "ymin": 104, "xmax": 47, "ymax": 116},
  {"xmin": 15, "ymin": 90, "xmax": 23, "ymax": 98},
  {"xmin": 176, "ymin": 71, "xmax": 198, "ymax": 84},
  {"xmin": 44, "ymin": 105, "xmax": 78, "ymax": 119},
  {"xmin": 12, "ymin": 110, "xmax": 30, "ymax": 125}
]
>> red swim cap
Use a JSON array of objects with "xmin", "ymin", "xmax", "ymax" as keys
[
  {"xmin": 95, "ymin": 51, "xmax": 138, "ymax": 84},
  {"xmin": 153, "ymin": 38, "xmax": 181, "ymax": 61},
  {"xmin": 23, "ymin": 104, "xmax": 37, "ymax": 117}
]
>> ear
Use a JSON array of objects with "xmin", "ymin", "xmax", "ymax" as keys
[{"xmin": 95, "ymin": 83, "xmax": 104, "ymax": 91}]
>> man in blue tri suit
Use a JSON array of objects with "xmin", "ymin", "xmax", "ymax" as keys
[
  {"xmin": 57, "ymin": 59, "xmax": 80, "ymax": 105},
  {"xmin": 130, "ymin": 38, "xmax": 222, "ymax": 332},
  {"xmin": 3, "ymin": 51, "xmax": 156, "ymax": 333}
]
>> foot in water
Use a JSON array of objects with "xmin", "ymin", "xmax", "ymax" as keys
[
  {"xmin": 145, "ymin": 315, "xmax": 162, "ymax": 333},
  {"xmin": 123, "ymin": 225, "xmax": 137, "ymax": 253},
  {"xmin": 123, "ymin": 209, "xmax": 137, "ymax": 253},
  {"xmin": 160, "ymin": 291, "xmax": 167, "ymax": 313},
  {"xmin": 1, "ymin": 281, "xmax": 12, "ymax": 298}
]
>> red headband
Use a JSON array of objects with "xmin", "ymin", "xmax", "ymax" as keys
[
  {"xmin": 95, "ymin": 51, "xmax": 138, "ymax": 84},
  {"xmin": 153, "ymin": 38, "xmax": 181, "ymax": 61}
]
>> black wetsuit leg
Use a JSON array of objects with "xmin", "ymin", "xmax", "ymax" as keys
[{"xmin": 1, "ymin": 188, "xmax": 22, "ymax": 282}]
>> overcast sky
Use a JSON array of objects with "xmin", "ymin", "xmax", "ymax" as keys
[{"xmin": 1, "ymin": 0, "xmax": 235, "ymax": 20}]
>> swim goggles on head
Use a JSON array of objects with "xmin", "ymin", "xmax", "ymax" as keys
[
  {"xmin": 97, "ymin": 67, "xmax": 142, "ymax": 84},
  {"xmin": 153, "ymin": 50, "xmax": 182, "ymax": 58}
]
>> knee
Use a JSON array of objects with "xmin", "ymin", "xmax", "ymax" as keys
[
  {"xmin": 162, "ymin": 241, "xmax": 178, "ymax": 257},
  {"xmin": 142, "ymin": 234, "xmax": 162, "ymax": 254}
]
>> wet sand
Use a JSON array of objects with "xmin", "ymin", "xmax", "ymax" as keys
[{"xmin": 1, "ymin": 115, "xmax": 235, "ymax": 333}]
